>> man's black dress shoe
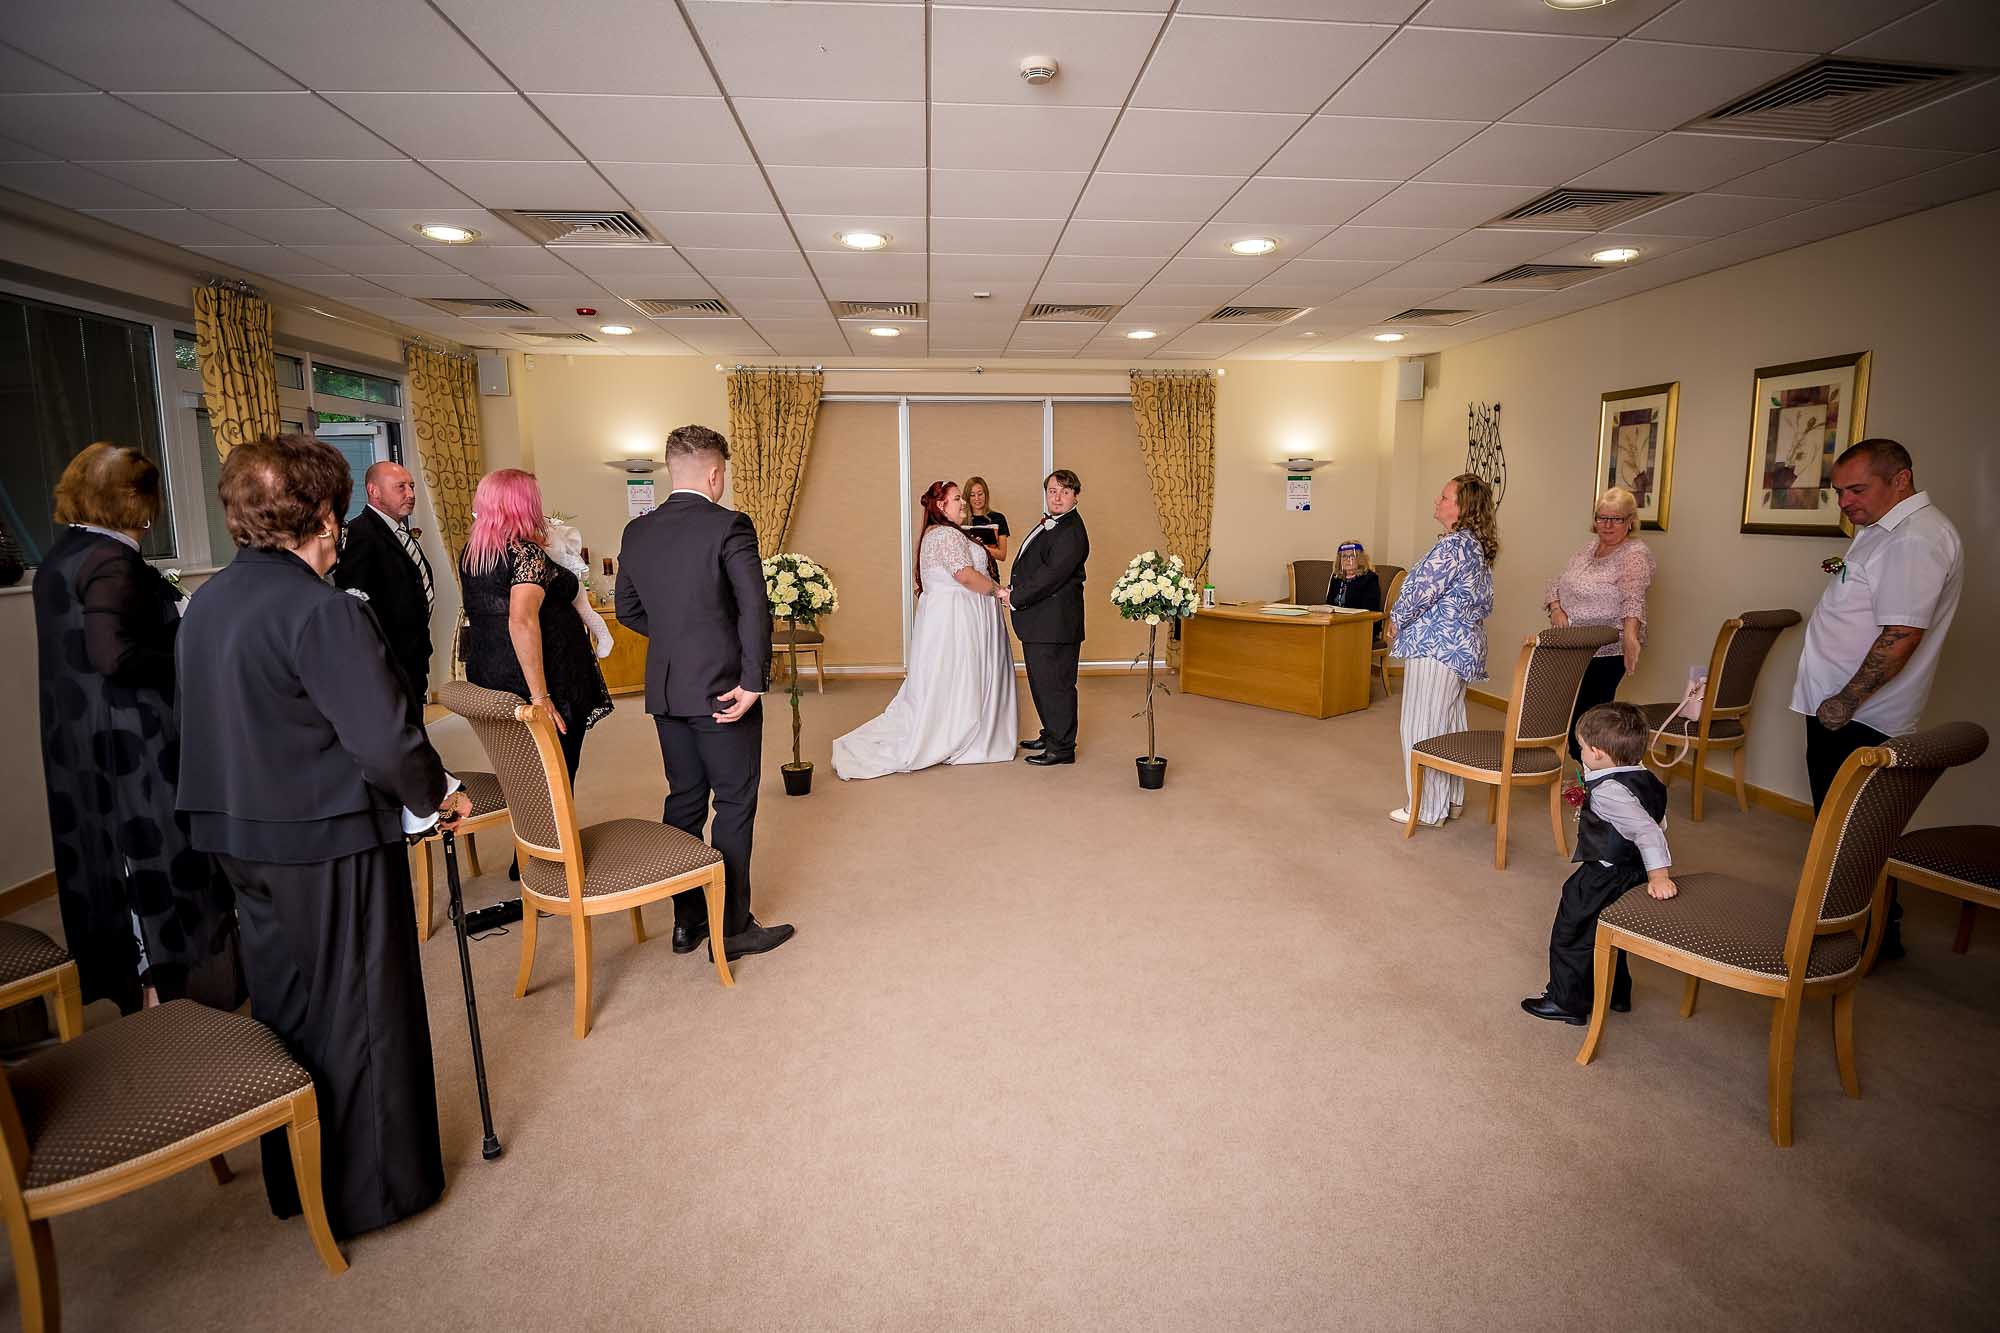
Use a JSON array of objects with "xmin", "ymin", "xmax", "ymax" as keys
[
  {"xmin": 1018, "ymin": 737, "xmax": 1047, "ymax": 751},
  {"xmin": 1520, "ymin": 995, "xmax": 1588, "ymax": 1026},
  {"xmin": 672, "ymin": 923, "xmax": 708, "ymax": 955},
  {"xmin": 1609, "ymin": 994, "xmax": 1632, "ymax": 1013},
  {"xmin": 1025, "ymin": 751, "xmax": 1074, "ymax": 766},
  {"xmin": 708, "ymin": 916, "xmax": 796, "ymax": 961}
]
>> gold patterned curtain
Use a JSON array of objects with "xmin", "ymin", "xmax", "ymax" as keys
[
  {"xmin": 1129, "ymin": 370, "xmax": 1217, "ymax": 573},
  {"xmin": 193, "ymin": 281, "xmax": 280, "ymax": 457},
  {"xmin": 404, "ymin": 340, "xmax": 482, "ymax": 568},
  {"xmin": 726, "ymin": 368, "xmax": 823, "ymax": 557}
]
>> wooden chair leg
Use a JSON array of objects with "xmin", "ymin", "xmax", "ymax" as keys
[
  {"xmin": 411, "ymin": 841, "xmax": 435, "ymax": 941},
  {"xmin": 814, "ymin": 650, "xmax": 825, "ymax": 695},
  {"xmin": 1953, "ymin": 901, "xmax": 1977, "ymax": 954},
  {"xmin": 1485, "ymin": 784, "xmax": 1497, "ymax": 824},
  {"xmin": 513, "ymin": 892, "xmax": 539, "ymax": 998},
  {"xmin": 2, "ymin": 1196, "xmax": 59, "ymax": 1333},
  {"xmin": 572, "ymin": 914, "xmax": 594, "ymax": 1040},
  {"xmin": 1547, "ymin": 777, "xmax": 1568, "ymax": 858},
  {"xmin": 705, "ymin": 871, "xmax": 735, "ymax": 989},
  {"xmin": 1691, "ymin": 741, "xmax": 1708, "ymax": 822},
  {"xmin": 1832, "ymin": 989, "xmax": 1860, "ymax": 1098},
  {"xmin": 630, "ymin": 905, "xmax": 648, "ymax": 944},
  {"xmin": 1767, "ymin": 994, "xmax": 1803, "ymax": 1147},
  {"xmin": 463, "ymin": 832, "xmax": 482, "ymax": 879},
  {"xmin": 52, "ymin": 963, "xmax": 83, "ymax": 1041},
  {"xmin": 1493, "ymin": 779, "xmax": 1512, "ymax": 871},
  {"xmin": 1680, "ymin": 976, "xmax": 1700, "ymax": 1018},
  {"xmin": 284, "ymin": 1094, "xmax": 348, "ymax": 1276},
  {"xmin": 208, "ymin": 1154, "xmax": 234, "ymax": 1185},
  {"xmin": 1575, "ymin": 932, "xmax": 1617, "ymax": 1065},
  {"xmin": 1402, "ymin": 754, "xmax": 1424, "ymax": 840},
  {"xmin": 1730, "ymin": 746, "xmax": 1750, "ymax": 814}
]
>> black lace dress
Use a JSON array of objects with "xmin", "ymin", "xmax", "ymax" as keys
[{"xmin": 459, "ymin": 540, "xmax": 612, "ymax": 764}]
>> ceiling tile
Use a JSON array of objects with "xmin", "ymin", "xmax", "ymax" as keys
[
  {"xmin": 1418, "ymin": 228, "xmax": 1589, "ymax": 261},
  {"xmin": 1837, "ymin": 0, "xmax": 2000, "ymax": 65},
  {"xmin": 0, "ymin": 162, "xmax": 173, "ymax": 209},
  {"xmin": 273, "ymin": 274, "xmax": 403, "ymax": 297},
  {"xmin": 5, "ymin": 0, "xmax": 299, "ymax": 91},
  {"xmin": 1431, "ymin": 286, "xmax": 1545, "ymax": 308},
  {"xmin": 1074, "ymin": 172, "xmax": 1246, "ymax": 222},
  {"xmin": 420, "ymin": 245, "xmax": 582, "ymax": 277},
  {"xmin": 1846, "ymin": 147, "xmax": 2000, "ymax": 211},
  {"xmin": 1265, "ymin": 116, "xmax": 1483, "ymax": 179},
  {"xmin": 790, "ymin": 215, "xmax": 927, "ymax": 252},
  {"xmin": 202, "ymin": 208, "xmax": 400, "ymax": 244},
  {"xmin": 324, "ymin": 94, "xmax": 577, "ymax": 162},
  {"xmin": 644, "ymin": 212, "xmax": 798, "ymax": 250},
  {"xmin": 1213, "ymin": 177, "xmax": 1395, "ymax": 224},
  {"xmin": 1418, "ymin": 123, "xmax": 1653, "ymax": 186},
  {"xmin": 1159, "ymin": 326, "xmax": 1261, "ymax": 354},
  {"xmin": 122, "ymin": 93, "xmax": 402, "ymax": 160},
  {"xmin": 1633, "ymin": 0, "xmax": 1933, "ymax": 52},
  {"xmin": 931, "ymin": 104, "xmax": 1121, "ymax": 173},
  {"xmin": 595, "ymin": 163, "xmax": 776, "ymax": 213},
  {"xmin": 1843, "ymin": 76, "xmax": 2000, "ymax": 154},
  {"xmin": 1236, "ymin": 258, "xmax": 1397, "ymax": 300},
  {"xmin": 931, "ymin": 169, "xmax": 1087, "ymax": 219},
  {"xmin": 766, "ymin": 167, "xmax": 924, "ymax": 220},
  {"xmin": 0, "ymin": 94, "xmax": 222, "ymax": 160},
  {"xmin": 339, "ymin": 296, "xmax": 448, "ymax": 318},
  {"xmin": 429, "ymin": 0, "xmax": 716, "ymax": 95},
  {"xmin": 683, "ymin": 1, "xmax": 925, "ymax": 101},
  {"xmin": 682, "ymin": 250, "xmax": 816, "ymax": 280},
  {"xmin": 1374, "ymin": 258, "xmax": 1503, "ymax": 289},
  {"xmin": 1133, "ymin": 17, "xmax": 1391, "ymax": 114},
  {"xmin": 709, "ymin": 276, "xmax": 830, "ymax": 303},
  {"xmin": 735, "ymin": 99, "xmax": 925, "ymax": 169},
  {"xmin": 1153, "ymin": 254, "xmax": 1282, "ymax": 284},
  {"xmin": 817, "ymin": 273, "xmax": 925, "ymax": 302},
  {"xmin": 0, "ymin": 45, "xmax": 91, "ymax": 93},
  {"xmin": 529, "ymin": 96, "xmax": 750, "ymax": 165},
  {"xmin": 80, "ymin": 209, "xmax": 267, "ymax": 246},
  {"xmin": 558, "ymin": 247, "xmax": 701, "ymax": 279},
  {"xmin": 930, "ymin": 7, "xmax": 1163, "ymax": 107},
  {"xmin": 1040, "ymin": 255, "xmax": 1162, "ymax": 284},
  {"xmin": 288, "ymin": 243, "xmax": 460, "ymax": 275},
  {"xmin": 1616, "ymin": 191, "xmax": 1808, "ymax": 236},
  {"xmin": 1568, "ymin": 131, "xmax": 1815, "ymax": 193},
  {"xmin": 1346, "ymin": 181, "xmax": 1543, "ymax": 228},
  {"xmin": 934, "ymin": 253, "xmax": 1053, "ymax": 283},
  {"xmin": 178, "ymin": 0, "xmax": 509, "ymax": 92},
  {"xmin": 481, "ymin": 275, "xmax": 623, "ymax": 299},
  {"xmin": 175, "ymin": 245, "xmax": 340, "ymax": 275},
  {"xmin": 1407, "ymin": 0, "xmax": 1677, "ymax": 36},
  {"xmin": 805, "ymin": 251, "xmax": 927, "ymax": 283},
  {"xmin": 254, "ymin": 159, "xmax": 474, "ymax": 208},
  {"xmin": 420, "ymin": 160, "xmax": 624, "ymax": 209},
  {"xmin": 1324, "ymin": 27, "xmax": 1608, "ymax": 120},
  {"xmin": 929, "ymin": 285, "xmax": 1037, "ymax": 308},
  {"xmin": 1506, "ymin": 40, "xmax": 1808, "ymax": 132},
  {"xmin": 1717, "ymin": 142, "xmax": 1966, "ymax": 200},
  {"xmin": 929, "ymin": 218, "xmax": 1066, "ymax": 254},
  {"xmin": 365, "ymin": 273, "xmax": 506, "ymax": 298},
  {"xmin": 1734, "ymin": 198, "xmax": 1916, "ymax": 247},
  {"xmin": 1302, "ymin": 225, "xmax": 1460, "ymax": 260},
  {"xmin": 1098, "ymin": 109, "xmax": 1307, "ymax": 175},
  {"xmin": 1057, "ymin": 218, "xmax": 1202, "ymax": 257},
  {"xmin": 88, "ymin": 159, "xmax": 324, "ymax": 208},
  {"xmin": 1030, "ymin": 281, "xmax": 1146, "ymax": 303}
]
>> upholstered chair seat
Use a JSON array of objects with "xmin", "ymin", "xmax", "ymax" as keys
[{"xmin": 0, "ymin": 922, "xmax": 82, "ymax": 1043}]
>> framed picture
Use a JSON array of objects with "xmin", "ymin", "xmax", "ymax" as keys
[
  {"xmin": 1741, "ymin": 351, "xmax": 1870, "ymax": 536},
  {"xmin": 1596, "ymin": 382, "xmax": 1678, "ymax": 530}
]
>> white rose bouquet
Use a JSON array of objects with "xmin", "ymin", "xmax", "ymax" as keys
[
  {"xmin": 763, "ymin": 553, "xmax": 840, "ymax": 776},
  {"xmin": 1108, "ymin": 550, "xmax": 1197, "ymax": 779}
]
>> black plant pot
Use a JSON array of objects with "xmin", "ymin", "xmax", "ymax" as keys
[
  {"xmin": 1136, "ymin": 756, "xmax": 1167, "ymax": 790},
  {"xmin": 782, "ymin": 761, "xmax": 814, "ymax": 797}
]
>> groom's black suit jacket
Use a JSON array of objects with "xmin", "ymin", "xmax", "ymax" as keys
[
  {"xmin": 1009, "ymin": 509, "xmax": 1088, "ymax": 644},
  {"xmin": 332, "ymin": 505, "xmax": 432, "ymax": 716},
  {"xmin": 614, "ymin": 492, "xmax": 771, "ymax": 717}
]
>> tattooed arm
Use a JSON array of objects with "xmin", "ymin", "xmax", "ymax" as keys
[{"xmin": 1815, "ymin": 625, "xmax": 1924, "ymax": 729}]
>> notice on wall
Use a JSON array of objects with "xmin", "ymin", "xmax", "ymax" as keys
[
  {"xmin": 1286, "ymin": 474, "xmax": 1312, "ymax": 512},
  {"xmin": 626, "ymin": 478, "xmax": 656, "ymax": 517}
]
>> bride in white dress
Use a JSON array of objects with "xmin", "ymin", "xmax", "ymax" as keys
[{"xmin": 832, "ymin": 481, "xmax": 1018, "ymax": 780}]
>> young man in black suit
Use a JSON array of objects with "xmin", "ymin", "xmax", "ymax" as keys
[
  {"xmin": 615, "ymin": 425, "xmax": 794, "ymax": 961},
  {"xmin": 332, "ymin": 460, "xmax": 433, "ymax": 726},
  {"xmin": 1007, "ymin": 469, "xmax": 1089, "ymax": 766}
]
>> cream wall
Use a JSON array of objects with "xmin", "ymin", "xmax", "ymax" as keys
[{"xmin": 1418, "ymin": 189, "xmax": 1999, "ymax": 824}]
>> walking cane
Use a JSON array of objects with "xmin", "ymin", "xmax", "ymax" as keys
[{"xmin": 439, "ymin": 827, "xmax": 503, "ymax": 1160}]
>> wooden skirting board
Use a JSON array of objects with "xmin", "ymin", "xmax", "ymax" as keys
[{"xmin": 0, "ymin": 869, "xmax": 57, "ymax": 918}]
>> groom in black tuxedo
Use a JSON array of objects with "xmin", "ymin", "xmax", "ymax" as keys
[
  {"xmin": 1007, "ymin": 469, "xmax": 1089, "ymax": 765},
  {"xmin": 615, "ymin": 425, "xmax": 793, "ymax": 961}
]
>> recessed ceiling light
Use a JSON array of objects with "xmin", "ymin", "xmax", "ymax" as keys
[
  {"xmin": 416, "ymin": 223, "xmax": 477, "ymax": 244},
  {"xmin": 868, "ymin": 326, "xmax": 901, "ymax": 337},
  {"xmin": 599, "ymin": 324, "xmax": 634, "ymax": 335},
  {"xmin": 1126, "ymin": 329, "xmax": 1157, "ymax": 340},
  {"xmin": 837, "ymin": 230, "xmax": 890, "ymax": 251},
  {"xmin": 1301, "ymin": 331, "xmax": 1319, "ymax": 337},
  {"xmin": 1372, "ymin": 332, "xmax": 1406, "ymax": 342},
  {"xmin": 1543, "ymin": 0, "xmax": 1615, "ymax": 9},
  {"xmin": 1591, "ymin": 246, "xmax": 1641, "ymax": 263},
  {"xmin": 1228, "ymin": 236, "xmax": 1279, "ymax": 256}
]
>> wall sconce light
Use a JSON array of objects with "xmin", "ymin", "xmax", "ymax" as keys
[
  {"xmin": 1274, "ymin": 457, "xmax": 1329, "ymax": 472},
  {"xmin": 605, "ymin": 457, "xmax": 660, "ymax": 474}
]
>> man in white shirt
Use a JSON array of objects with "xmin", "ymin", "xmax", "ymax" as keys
[{"xmin": 1790, "ymin": 439, "xmax": 1963, "ymax": 816}]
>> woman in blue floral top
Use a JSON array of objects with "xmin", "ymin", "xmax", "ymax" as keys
[{"xmin": 1386, "ymin": 472, "xmax": 1499, "ymax": 826}]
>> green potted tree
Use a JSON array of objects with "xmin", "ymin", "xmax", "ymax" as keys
[
  {"xmin": 764, "ymin": 552, "xmax": 839, "ymax": 796},
  {"xmin": 1110, "ymin": 550, "xmax": 1199, "ymax": 789}
]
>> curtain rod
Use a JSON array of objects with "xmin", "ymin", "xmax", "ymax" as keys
[{"xmin": 723, "ymin": 363, "xmax": 1220, "ymax": 376}]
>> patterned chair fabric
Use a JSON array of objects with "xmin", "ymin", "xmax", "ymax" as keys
[
  {"xmin": 0, "ymin": 922, "xmax": 70, "ymax": 985},
  {"xmin": 458, "ymin": 770, "xmax": 506, "ymax": 820},
  {"xmin": 1411, "ymin": 732, "xmax": 1561, "ymax": 774},
  {"xmin": 1290, "ymin": 560, "xmax": 1333, "ymax": 603},
  {"xmin": 1889, "ymin": 825, "xmax": 2000, "ymax": 891},
  {"xmin": 438, "ymin": 680, "xmax": 563, "ymax": 850},
  {"xmin": 8, "ymin": 1000, "xmax": 310, "ymax": 1191},
  {"xmin": 1639, "ymin": 703, "xmax": 1745, "ymax": 740},
  {"xmin": 520, "ymin": 819, "xmax": 722, "ymax": 900},
  {"xmin": 1714, "ymin": 609, "xmax": 1804, "ymax": 711},
  {"xmin": 1517, "ymin": 627, "xmax": 1618, "ymax": 740},
  {"xmin": 1815, "ymin": 724, "xmax": 1987, "ymax": 921},
  {"xmin": 1600, "ymin": 872, "xmax": 1866, "ymax": 981},
  {"xmin": 774, "ymin": 625, "xmax": 824, "ymax": 646}
]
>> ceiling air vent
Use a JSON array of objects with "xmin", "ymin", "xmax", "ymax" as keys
[
  {"xmin": 1386, "ymin": 308, "xmax": 1480, "ymax": 327},
  {"xmin": 834, "ymin": 300, "xmax": 923, "ymax": 319},
  {"xmin": 1686, "ymin": 58, "xmax": 1976, "ymax": 140},
  {"xmin": 627, "ymin": 298, "xmax": 735, "ymax": 317},
  {"xmin": 1207, "ymin": 306, "xmax": 1306, "ymax": 324},
  {"xmin": 1024, "ymin": 303, "xmax": 1118, "ymax": 322},
  {"xmin": 493, "ymin": 210, "xmax": 659, "ymax": 246},
  {"xmin": 1477, "ymin": 264, "xmax": 1603, "ymax": 290},
  {"xmin": 511, "ymin": 330, "xmax": 596, "ymax": 344},
  {"xmin": 424, "ymin": 297, "xmax": 535, "ymax": 314},
  {"xmin": 1486, "ymin": 188, "xmax": 1676, "ymax": 232}
]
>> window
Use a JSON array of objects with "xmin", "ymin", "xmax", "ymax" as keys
[
  {"xmin": 275, "ymin": 352, "xmax": 304, "ymax": 390},
  {"xmin": 313, "ymin": 361, "xmax": 399, "ymax": 407},
  {"xmin": 1, "ymin": 292, "xmax": 172, "ymax": 565},
  {"xmin": 173, "ymin": 330, "xmax": 198, "ymax": 372}
]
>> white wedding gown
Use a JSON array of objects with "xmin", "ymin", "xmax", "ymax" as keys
[{"xmin": 832, "ymin": 526, "xmax": 1018, "ymax": 780}]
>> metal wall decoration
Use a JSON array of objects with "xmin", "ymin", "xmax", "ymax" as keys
[{"xmin": 1466, "ymin": 401, "xmax": 1506, "ymax": 503}]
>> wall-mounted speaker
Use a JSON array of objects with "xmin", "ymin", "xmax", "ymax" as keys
[
  {"xmin": 476, "ymin": 353, "xmax": 511, "ymax": 397},
  {"xmin": 1395, "ymin": 358, "xmax": 1425, "ymax": 402}
]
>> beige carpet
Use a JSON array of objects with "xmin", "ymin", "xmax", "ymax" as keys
[{"xmin": 7, "ymin": 677, "xmax": 1996, "ymax": 1330}]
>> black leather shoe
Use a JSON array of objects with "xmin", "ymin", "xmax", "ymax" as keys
[
  {"xmin": 1877, "ymin": 927, "xmax": 1905, "ymax": 962},
  {"xmin": 671, "ymin": 923, "xmax": 708, "ymax": 955},
  {"xmin": 1520, "ymin": 995, "xmax": 1588, "ymax": 1026},
  {"xmin": 708, "ymin": 917, "xmax": 795, "ymax": 962},
  {"xmin": 1609, "ymin": 994, "xmax": 1632, "ymax": 1013},
  {"xmin": 1025, "ymin": 750, "xmax": 1074, "ymax": 766},
  {"xmin": 1018, "ymin": 737, "xmax": 1047, "ymax": 751}
]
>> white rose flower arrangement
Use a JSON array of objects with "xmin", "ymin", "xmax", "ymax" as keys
[
  {"xmin": 763, "ymin": 553, "xmax": 840, "ymax": 780},
  {"xmin": 1108, "ymin": 550, "xmax": 1197, "ymax": 780}
]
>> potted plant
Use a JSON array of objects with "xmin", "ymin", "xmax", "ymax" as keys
[
  {"xmin": 1110, "ymin": 550, "xmax": 1199, "ymax": 789},
  {"xmin": 764, "ymin": 552, "xmax": 839, "ymax": 796}
]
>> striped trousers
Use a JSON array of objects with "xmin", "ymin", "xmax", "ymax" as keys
[{"xmin": 1400, "ymin": 656, "xmax": 1468, "ymax": 825}]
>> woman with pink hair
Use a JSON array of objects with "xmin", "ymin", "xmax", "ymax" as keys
[{"xmin": 459, "ymin": 469, "xmax": 611, "ymax": 798}]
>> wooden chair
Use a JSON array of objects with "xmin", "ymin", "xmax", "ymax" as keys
[
  {"xmin": 773, "ymin": 619, "xmax": 826, "ymax": 694},
  {"xmin": 1404, "ymin": 626, "xmax": 1616, "ymax": 869},
  {"xmin": 1371, "ymin": 565, "xmax": 1407, "ymax": 698},
  {"xmin": 0, "ymin": 924, "xmax": 82, "ymax": 1043},
  {"xmin": 1284, "ymin": 559, "xmax": 1334, "ymax": 604},
  {"xmin": 437, "ymin": 681, "xmax": 733, "ymax": 1040},
  {"xmin": 1638, "ymin": 608, "xmax": 1802, "ymax": 821},
  {"xmin": 1, "ymin": 1000, "xmax": 346, "ymax": 1329},
  {"xmin": 1883, "ymin": 825, "xmax": 1999, "ymax": 955},
  {"xmin": 409, "ymin": 770, "xmax": 510, "ymax": 940},
  {"xmin": 1576, "ymin": 722, "xmax": 1989, "ymax": 1146}
]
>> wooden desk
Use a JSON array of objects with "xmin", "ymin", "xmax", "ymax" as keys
[
  {"xmin": 592, "ymin": 603, "xmax": 647, "ymax": 696},
  {"xmin": 1180, "ymin": 604, "xmax": 1383, "ymax": 718}
]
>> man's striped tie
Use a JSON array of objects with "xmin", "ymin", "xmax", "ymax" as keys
[{"xmin": 392, "ymin": 519, "xmax": 434, "ymax": 615}]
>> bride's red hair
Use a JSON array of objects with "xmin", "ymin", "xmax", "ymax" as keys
[{"xmin": 914, "ymin": 480, "xmax": 963, "ymax": 593}]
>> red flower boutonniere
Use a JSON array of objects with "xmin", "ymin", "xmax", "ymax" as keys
[
  {"xmin": 1562, "ymin": 784, "xmax": 1587, "ymax": 809},
  {"xmin": 1821, "ymin": 556, "xmax": 1846, "ymax": 583},
  {"xmin": 408, "ymin": 526, "xmax": 424, "ymax": 541}
]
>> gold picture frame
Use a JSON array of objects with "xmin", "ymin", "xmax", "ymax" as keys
[
  {"xmin": 1596, "ymin": 382, "xmax": 1678, "ymax": 531},
  {"xmin": 1741, "ymin": 351, "xmax": 1870, "ymax": 536}
]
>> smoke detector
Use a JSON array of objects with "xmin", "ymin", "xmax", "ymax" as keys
[{"xmin": 1020, "ymin": 55, "xmax": 1059, "ymax": 85}]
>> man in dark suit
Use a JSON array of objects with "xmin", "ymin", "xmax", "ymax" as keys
[
  {"xmin": 615, "ymin": 425, "xmax": 794, "ymax": 961},
  {"xmin": 1007, "ymin": 469, "xmax": 1089, "ymax": 766},
  {"xmin": 333, "ymin": 460, "xmax": 433, "ymax": 725}
]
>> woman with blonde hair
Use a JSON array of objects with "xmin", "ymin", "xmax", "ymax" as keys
[
  {"xmin": 1385, "ymin": 473, "xmax": 1499, "ymax": 826},
  {"xmin": 1545, "ymin": 485, "xmax": 1656, "ymax": 770},
  {"xmin": 961, "ymin": 474, "xmax": 1010, "ymax": 571}
]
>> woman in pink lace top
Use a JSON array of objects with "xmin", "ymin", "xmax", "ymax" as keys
[{"xmin": 1544, "ymin": 485, "xmax": 1656, "ymax": 769}]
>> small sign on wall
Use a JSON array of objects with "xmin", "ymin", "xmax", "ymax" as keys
[
  {"xmin": 626, "ymin": 478, "xmax": 656, "ymax": 517},
  {"xmin": 1285, "ymin": 474, "xmax": 1311, "ymax": 512}
]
